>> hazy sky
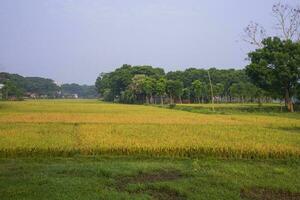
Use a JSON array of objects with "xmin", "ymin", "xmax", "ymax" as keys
[{"xmin": 0, "ymin": 0, "xmax": 297, "ymax": 84}]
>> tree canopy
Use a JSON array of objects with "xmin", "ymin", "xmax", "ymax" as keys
[
  {"xmin": 246, "ymin": 37, "xmax": 300, "ymax": 112},
  {"xmin": 0, "ymin": 72, "xmax": 59, "ymax": 99},
  {"xmin": 95, "ymin": 65, "xmax": 267, "ymax": 104},
  {"xmin": 0, "ymin": 72, "xmax": 97, "ymax": 99},
  {"xmin": 61, "ymin": 84, "xmax": 97, "ymax": 98}
]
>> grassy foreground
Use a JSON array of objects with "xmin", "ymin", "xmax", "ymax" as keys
[
  {"xmin": 1, "ymin": 156, "xmax": 300, "ymax": 200},
  {"xmin": 0, "ymin": 100, "xmax": 300, "ymax": 199},
  {"xmin": 0, "ymin": 100, "xmax": 299, "ymax": 159}
]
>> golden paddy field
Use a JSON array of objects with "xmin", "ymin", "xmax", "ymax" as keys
[{"xmin": 0, "ymin": 100, "xmax": 299, "ymax": 159}]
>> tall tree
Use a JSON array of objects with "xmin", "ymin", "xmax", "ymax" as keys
[
  {"xmin": 213, "ymin": 83, "xmax": 224, "ymax": 103},
  {"xmin": 166, "ymin": 80, "xmax": 183, "ymax": 104},
  {"xmin": 142, "ymin": 77, "xmax": 155, "ymax": 104},
  {"xmin": 246, "ymin": 37, "xmax": 300, "ymax": 112},
  {"xmin": 192, "ymin": 80, "xmax": 202, "ymax": 103},
  {"xmin": 1, "ymin": 80, "xmax": 23, "ymax": 100},
  {"xmin": 155, "ymin": 78, "xmax": 167, "ymax": 105},
  {"xmin": 128, "ymin": 74, "xmax": 147, "ymax": 103}
]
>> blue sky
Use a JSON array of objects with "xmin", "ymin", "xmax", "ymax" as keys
[{"xmin": 0, "ymin": 0, "xmax": 297, "ymax": 84}]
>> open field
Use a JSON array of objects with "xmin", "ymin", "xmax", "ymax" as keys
[
  {"xmin": 0, "ymin": 100, "xmax": 299, "ymax": 159},
  {"xmin": 172, "ymin": 103, "xmax": 300, "ymax": 116},
  {"xmin": 1, "ymin": 100, "xmax": 300, "ymax": 199}
]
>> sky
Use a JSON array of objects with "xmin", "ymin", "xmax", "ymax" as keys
[{"xmin": 0, "ymin": 0, "xmax": 298, "ymax": 85}]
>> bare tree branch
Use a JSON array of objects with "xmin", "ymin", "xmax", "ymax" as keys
[
  {"xmin": 242, "ymin": 22, "xmax": 266, "ymax": 47},
  {"xmin": 272, "ymin": 3, "xmax": 300, "ymax": 41},
  {"xmin": 243, "ymin": 2, "xmax": 300, "ymax": 47}
]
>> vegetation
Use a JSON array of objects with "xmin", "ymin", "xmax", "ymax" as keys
[
  {"xmin": 0, "ymin": 100, "xmax": 299, "ymax": 159},
  {"xmin": 93, "ymin": 3, "xmax": 300, "ymax": 112},
  {"xmin": 1, "ymin": 156, "xmax": 300, "ymax": 200},
  {"xmin": 0, "ymin": 72, "xmax": 60, "ymax": 99},
  {"xmin": 246, "ymin": 37, "xmax": 300, "ymax": 112},
  {"xmin": 61, "ymin": 83, "xmax": 97, "ymax": 98},
  {"xmin": 0, "ymin": 79, "xmax": 23, "ymax": 100},
  {"xmin": 0, "ymin": 2, "xmax": 299, "ymax": 199},
  {"xmin": 243, "ymin": 2, "xmax": 300, "ymax": 112},
  {"xmin": 95, "ymin": 65, "xmax": 269, "ymax": 105},
  {"xmin": 0, "ymin": 100, "xmax": 300, "ymax": 199},
  {"xmin": 0, "ymin": 73, "xmax": 97, "ymax": 99}
]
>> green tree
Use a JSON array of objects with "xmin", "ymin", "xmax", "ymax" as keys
[
  {"xmin": 229, "ymin": 83, "xmax": 240, "ymax": 102},
  {"xmin": 142, "ymin": 77, "xmax": 155, "ymax": 104},
  {"xmin": 155, "ymin": 78, "xmax": 167, "ymax": 105},
  {"xmin": 61, "ymin": 83, "xmax": 97, "ymax": 98},
  {"xmin": 192, "ymin": 80, "xmax": 202, "ymax": 103},
  {"xmin": 95, "ymin": 73, "xmax": 112, "ymax": 100},
  {"xmin": 182, "ymin": 88, "xmax": 191, "ymax": 103},
  {"xmin": 128, "ymin": 74, "xmax": 146, "ymax": 103},
  {"xmin": 213, "ymin": 83, "xmax": 224, "ymax": 103},
  {"xmin": 1, "ymin": 80, "xmax": 23, "ymax": 100},
  {"xmin": 166, "ymin": 80, "xmax": 183, "ymax": 104},
  {"xmin": 102, "ymin": 89, "xmax": 113, "ymax": 101},
  {"xmin": 120, "ymin": 89, "xmax": 135, "ymax": 104},
  {"xmin": 246, "ymin": 37, "xmax": 300, "ymax": 112}
]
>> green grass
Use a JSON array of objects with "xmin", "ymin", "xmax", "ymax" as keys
[
  {"xmin": 0, "ymin": 100, "xmax": 300, "ymax": 199},
  {"xmin": 1, "ymin": 156, "xmax": 300, "ymax": 200},
  {"xmin": 170, "ymin": 103, "xmax": 300, "ymax": 117}
]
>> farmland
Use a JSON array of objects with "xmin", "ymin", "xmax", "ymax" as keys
[
  {"xmin": 0, "ymin": 100, "xmax": 300, "ymax": 199},
  {"xmin": 0, "ymin": 100, "xmax": 300, "ymax": 158}
]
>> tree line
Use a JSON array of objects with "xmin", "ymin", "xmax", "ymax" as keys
[
  {"xmin": 95, "ymin": 65, "xmax": 270, "ymax": 105},
  {"xmin": 0, "ymin": 72, "xmax": 97, "ymax": 99},
  {"xmin": 243, "ymin": 2, "xmax": 300, "ymax": 112},
  {"xmin": 2, "ymin": 2, "xmax": 300, "ymax": 112},
  {"xmin": 95, "ymin": 3, "xmax": 300, "ymax": 112}
]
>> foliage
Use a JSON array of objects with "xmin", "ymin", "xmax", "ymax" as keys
[
  {"xmin": 246, "ymin": 37, "xmax": 300, "ymax": 112},
  {"xmin": 1, "ymin": 80, "xmax": 23, "ymax": 100},
  {"xmin": 61, "ymin": 83, "xmax": 97, "ymax": 98},
  {"xmin": 0, "ymin": 72, "xmax": 97, "ymax": 99},
  {"xmin": 95, "ymin": 65, "xmax": 266, "ymax": 104},
  {"xmin": 95, "ymin": 64, "xmax": 165, "ymax": 102},
  {"xmin": 155, "ymin": 78, "xmax": 167, "ymax": 104},
  {"xmin": 192, "ymin": 80, "xmax": 202, "ymax": 103},
  {"xmin": 0, "ymin": 72, "xmax": 59, "ymax": 98},
  {"xmin": 166, "ymin": 80, "xmax": 183, "ymax": 103}
]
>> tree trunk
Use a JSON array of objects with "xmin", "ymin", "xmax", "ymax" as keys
[
  {"xmin": 258, "ymin": 97, "xmax": 262, "ymax": 106},
  {"xmin": 160, "ymin": 95, "xmax": 163, "ymax": 105},
  {"xmin": 179, "ymin": 96, "xmax": 182, "ymax": 104},
  {"xmin": 285, "ymin": 88, "xmax": 294, "ymax": 112},
  {"xmin": 170, "ymin": 95, "xmax": 173, "ymax": 104}
]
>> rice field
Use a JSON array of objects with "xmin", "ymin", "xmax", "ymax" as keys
[{"xmin": 0, "ymin": 100, "xmax": 299, "ymax": 159}]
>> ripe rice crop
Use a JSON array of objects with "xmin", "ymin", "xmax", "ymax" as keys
[{"xmin": 0, "ymin": 100, "xmax": 299, "ymax": 159}]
